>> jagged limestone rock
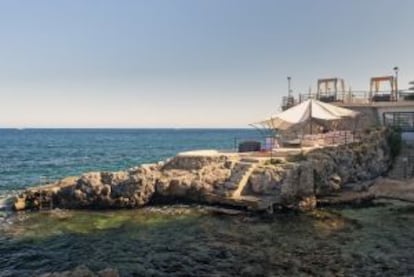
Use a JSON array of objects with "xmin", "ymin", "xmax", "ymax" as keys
[
  {"xmin": 248, "ymin": 167, "xmax": 284, "ymax": 195},
  {"xmin": 11, "ymin": 128, "xmax": 394, "ymax": 212}
]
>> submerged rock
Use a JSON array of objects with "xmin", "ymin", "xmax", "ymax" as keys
[{"xmin": 38, "ymin": 265, "xmax": 119, "ymax": 277}]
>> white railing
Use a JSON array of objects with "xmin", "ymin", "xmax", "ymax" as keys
[{"xmin": 300, "ymin": 130, "xmax": 358, "ymax": 147}]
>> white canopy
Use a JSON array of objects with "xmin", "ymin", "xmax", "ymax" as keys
[{"xmin": 255, "ymin": 99, "xmax": 359, "ymax": 130}]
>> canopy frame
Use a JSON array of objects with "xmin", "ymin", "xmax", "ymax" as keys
[{"xmin": 251, "ymin": 99, "xmax": 360, "ymax": 147}]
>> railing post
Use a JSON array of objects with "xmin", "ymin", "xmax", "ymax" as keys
[
  {"xmin": 403, "ymin": 157, "xmax": 408, "ymax": 179},
  {"xmin": 270, "ymin": 136, "xmax": 273, "ymax": 160}
]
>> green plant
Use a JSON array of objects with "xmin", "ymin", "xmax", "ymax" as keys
[
  {"xmin": 388, "ymin": 127, "xmax": 402, "ymax": 159},
  {"xmin": 265, "ymin": 158, "xmax": 284, "ymax": 165},
  {"xmin": 287, "ymin": 151, "xmax": 307, "ymax": 163}
]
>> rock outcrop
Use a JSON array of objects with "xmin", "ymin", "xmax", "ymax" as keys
[
  {"xmin": 11, "ymin": 128, "xmax": 396, "ymax": 212},
  {"xmin": 279, "ymin": 128, "xmax": 394, "ymax": 209},
  {"xmin": 13, "ymin": 166, "xmax": 159, "ymax": 210},
  {"xmin": 12, "ymin": 156, "xmax": 233, "ymax": 211},
  {"xmin": 318, "ymin": 177, "xmax": 414, "ymax": 206}
]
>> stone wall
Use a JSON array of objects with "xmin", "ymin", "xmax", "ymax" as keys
[
  {"xmin": 278, "ymin": 128, "xmax": 393, "ymax": 210},
  {"xmin": 232, "ymin": 128, "xmax": 393, "ymax": 210},
  {"xmin": 342, "ymin": 106, "xmax": 380, "ymax": 129}
]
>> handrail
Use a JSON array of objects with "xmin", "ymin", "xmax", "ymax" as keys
[
  {"xmin": 291, "ymin": 90, "xmax": 414, "ymax": 105},
  {"xmin": 234, "ymin": 130, "xmax": 364, "ymax": 153}
]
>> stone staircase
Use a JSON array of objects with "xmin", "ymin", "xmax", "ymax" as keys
[
  {"xmin": 208, "ymin": 158, "xmax": 279, "ymax": 213},
  {"xmin": 388, "ymin": 144, "xmax": 414, "ymax": 180},
  {"xmin": 231, "ymin": 162, "xmax": 258, "ymax": 199},
  {"xmin": 215, "ymin": 159, "xmax": 259, "ymax": 197}
]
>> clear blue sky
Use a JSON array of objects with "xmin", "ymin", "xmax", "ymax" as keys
[{"xmin": 0, "ymin": 0, "xmax": 413, "ymax": 128}]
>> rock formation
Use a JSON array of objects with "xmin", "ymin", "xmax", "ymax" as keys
[{"xmin": 11, "ymin": 128, "xmax": 397, "ymax": 212}]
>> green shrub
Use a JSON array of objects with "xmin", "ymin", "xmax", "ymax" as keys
[
  {"xmin": 265, "ymin": 158, "xmax": 285, "ymax": 165},
  {"xmin": 287, "ymin": 151, "xmax": 307, "ymax": 163},
  {"xmin": 388, "ymin": 127, "xmax": 402, "ymax": 159}
]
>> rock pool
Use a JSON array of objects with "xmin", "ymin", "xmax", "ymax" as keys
[{"xmin": 0, "ymin": 201, "xmax": 413, "ymax": 276}]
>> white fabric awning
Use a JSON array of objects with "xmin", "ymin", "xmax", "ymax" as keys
[{"xmin": 254, "ymin": 99, "xmax": 359, "ymax": 130}]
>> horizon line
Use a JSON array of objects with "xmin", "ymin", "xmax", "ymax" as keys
[{"xmin": 0, "ymin": 126, "xmax": 253, "ymax": 130}]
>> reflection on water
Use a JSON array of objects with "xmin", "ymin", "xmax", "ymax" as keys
[{"xmin": 0, "ymin": 201, "xmax": 413, "ymax": 276}]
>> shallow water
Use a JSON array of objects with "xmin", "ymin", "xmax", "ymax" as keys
[{"xmin": 0, "ymin": 201, "xmax": 413, "ymax": 276}]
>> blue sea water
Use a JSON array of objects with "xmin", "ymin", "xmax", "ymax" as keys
[
  {"xmin": 0, "ymin": 129, "xmax": 413, "ymax": 276},
  {"xmin": 0, "ymin": 128, "xmax": 257, "ymax": 196}
]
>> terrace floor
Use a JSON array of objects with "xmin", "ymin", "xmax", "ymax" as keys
[{"xmin": 177, "ymin": 146, "xmax": 319, "ymax": 162}]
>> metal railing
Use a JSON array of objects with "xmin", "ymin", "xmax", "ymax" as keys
[
  {"xmin": 233, "ymin": 136, "xmax": 274, "ymax": 152},
  {"xmin": 300, "ymin": 130, "xmax": 360, "ymax": 147},
  {"xmin": 281, "ymin": 96, "xmax": 298, "ymax": 111},
  {"xmin": 402, "ymin": 155, "xmax": 414, "ymax": 179},
  {"xmin": 293, "ymin": 90, "xmax": 414, "ymax": 105},
  {"xmin": 383, "ymin": 112, "xmax": 414, "ymax": 132},
  {"xmin": 234, "ymin": 130, "xmax": 363, "ymax": 153}
]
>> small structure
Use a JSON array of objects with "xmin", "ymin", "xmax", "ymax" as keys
[
  {"xmin": 317, "ymin": 78, "xmax": 346, "ymax": 103},
  {"xmin": 369, "ymin": 75, "xmax": 397, "ymax": 102},
  {"xmin": 253, "ymin": 99, "xmax": 359, "ymax": 147},
  {"xmin": 257, "ymin": 99, "xmax": 359, "ymax": 130}
]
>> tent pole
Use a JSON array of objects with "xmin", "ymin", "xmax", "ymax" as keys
[
  {"xmin": 310, "ymin": 119, "xmax": 312, "ymax": 135},
  {"xmin": 309, "ymin": 100, "xmax": 313, "ymax": 135},
  {"xmin": 249, "ymin": 123, "xmax": 267, "ymax": 150}
]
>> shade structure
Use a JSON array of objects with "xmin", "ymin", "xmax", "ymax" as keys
[{"xmin": 255, "ymin": 99, "xmax": 359, "ymax": 130}]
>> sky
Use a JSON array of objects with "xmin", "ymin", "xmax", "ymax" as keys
[{"xmin": 0, "ymin": 0, "xmax": 413, "ymax": 128}]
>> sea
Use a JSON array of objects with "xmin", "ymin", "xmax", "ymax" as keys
[
  {"xmin": 0, "ymin": 129, "xmax": 413, "ymax": 276},
  {"xmin": 0, "ymin": 128, "xmax": 257, "ymax": 198}
]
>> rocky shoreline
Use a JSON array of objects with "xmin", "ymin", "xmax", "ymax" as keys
[{"xmin": 10, "ymin": 128, "xmax": 410, "ymax": 213}]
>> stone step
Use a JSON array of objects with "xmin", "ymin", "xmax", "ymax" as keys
[
  {"xmin": 239, "ymin": 158, "xmax": 261, "ymax": 164},
  {"xmin": 232, "ymin": 164, "xmax": 253, "ymax": 170},
  {"xmin": 229, "ymin": 163, "xmax": 254, "ymax": 180},
  {"xmin": 231, "ymin": 164, "xmax": 257, "ymax": 198},
  {"xmin": 229, "ymin": 171, "xmax": 251, "ymax": 182},
  {"xmin": 214, "ymin": 161, "xmax": 258, "ymax": 195}
]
